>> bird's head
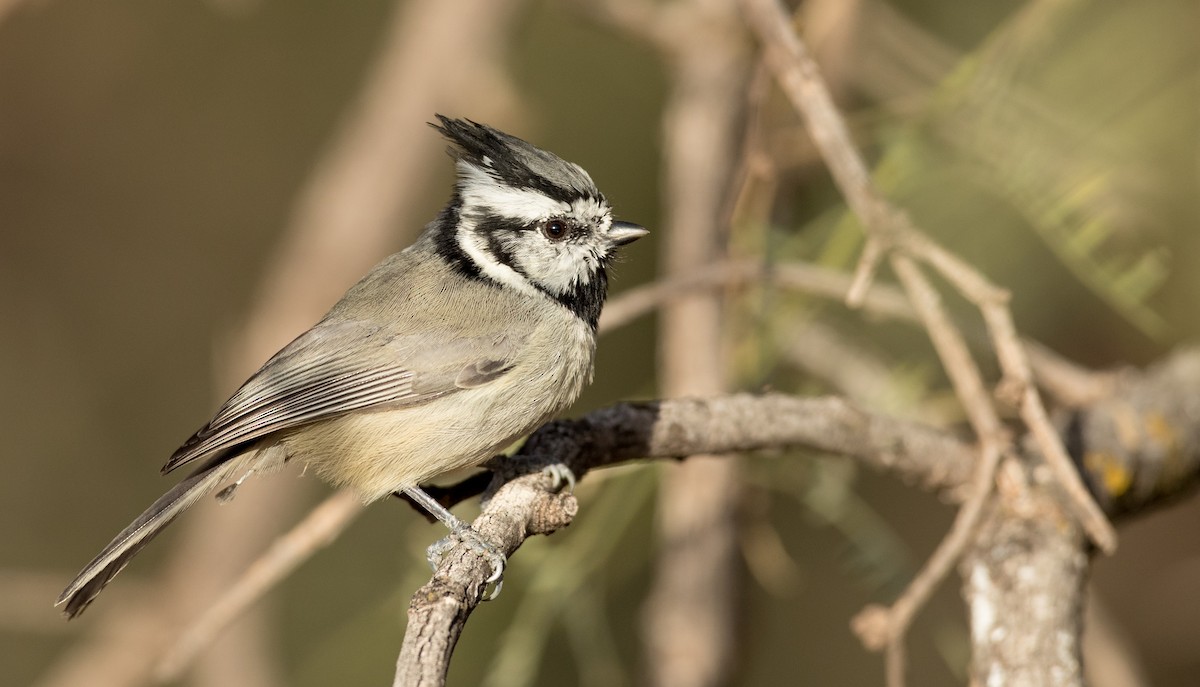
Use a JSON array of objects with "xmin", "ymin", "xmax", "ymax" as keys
[{"xmin": 431, "ymin": 116, "xmax": 647, "ymax": 328}]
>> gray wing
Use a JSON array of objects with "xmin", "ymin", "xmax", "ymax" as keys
[{"xmin": 162, "ymin": 320, "xmax": 520, "ymax": 474}]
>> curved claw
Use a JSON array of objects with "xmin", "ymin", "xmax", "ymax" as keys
[
  {"xmin": 424, "ymin": 525, "xmax": 507, "ymax": 600},
  {"xmin": 424, "ymin": 536, "xmax": 455, "ymax": 574},
  {"xmin": 542, "ymin": 463, "xmax": 577, "ymax": 493},
  {"xmin": 483, "ymin": 566, "xmax": 504, "ymax": 601}
]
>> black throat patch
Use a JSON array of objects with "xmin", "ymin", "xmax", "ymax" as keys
[{"xmin": 552, "ymin": 266, "xmax": 608, "ymax": 330}]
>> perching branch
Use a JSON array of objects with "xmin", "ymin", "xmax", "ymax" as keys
[
  {"xmin": 394, "ymin": 348, "xmax": 1200, "ymax": 684},
  {"xmin": 394, "ymin": 393, "xmax": 977, "ymax": 686}
]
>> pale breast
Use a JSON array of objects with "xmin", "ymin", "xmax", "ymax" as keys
[{"xmin": 280, "ymin": 307, "xmax": 597, "ymax": 501}]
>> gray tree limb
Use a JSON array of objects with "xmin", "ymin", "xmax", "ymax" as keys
[{"xmin": 394, "ymin": 348, "xmax": 1200, "ymax": 686}]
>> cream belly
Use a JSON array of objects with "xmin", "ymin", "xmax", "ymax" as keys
[{"xmin": 277, "ymin": 314, "xmax": 596, "ymax": 501}]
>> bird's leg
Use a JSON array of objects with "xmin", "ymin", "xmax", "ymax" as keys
[{"xmin": 402, "ymin": 485, "xmax": 505, "ymax": 599}]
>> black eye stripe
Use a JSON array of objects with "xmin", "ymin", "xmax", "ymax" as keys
[
  {"xmin": 436, "ymin": 203, "xmax": 613, "ymax": 329},
  {"xmin": 463, "ymin": 213, "xmax": 528, "ymax": 277}
]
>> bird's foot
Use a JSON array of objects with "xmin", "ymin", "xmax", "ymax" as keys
[
  {"xmin": 541, "ymin": 463, "xmax": 576, "ymax": 493},
  {"xmin": 426, "ymin": 524, "xmax": 506, "ymax": 600}
]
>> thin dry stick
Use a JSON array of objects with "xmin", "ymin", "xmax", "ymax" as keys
[
  {"xmin": 856, "ymin": 255, "xmax": 1009, "ymax": 687},
  {"xmin": 155, "ymin": 490, "xmax": 364, "ymax": 681},
  {"xmin": 979, "ymin": 301, "xmax": 1118, "ymax": 552},
  {"xmin": 738, "ymin": 0, "xmax": 1115, "ymax": 554},
  {"xmin": 605, "ymin": 258, "xmax": 1094, "ymax": 398},
  {"xmin": 893, "ymin": 214, "xmax": 1115, "ymax": 554},
  {"xmin": 600, "ymin": 257, "xmax": 916, "ymax": 330},
  {"xmin": 739, "ymin": 1, "xmax": 1115, "ymax": 684},
  {"xmin": 739, "ymin": 0, "xmax": 1114, "ymax": 550},
  {"xmin": 846, "ymin": 236, "xmax": 887, "ymax": 307},
  {"xmin": 599, "ymin": 261, "xmax": 763, "ymax": 331},
  {"xmin": 1021, "ymin": 340, "xmax": 1120, "ymax": 407},
  {"xmin": 735, "ymin": 1, "xmax": 1000, "ymax": 681}
]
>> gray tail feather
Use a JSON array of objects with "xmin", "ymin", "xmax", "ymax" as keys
[{"xmin": 56, "ymin": 455, "xmax": 238, "ymax": 619}]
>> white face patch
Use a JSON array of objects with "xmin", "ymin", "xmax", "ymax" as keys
[
  {"xmin": 455, "ymin": 218, "xmax": 540, "ymax": 297},
  {"xmin": 457, "ymin": 162, "xmax": 569, "ymax": 224},
  {"xmin": 452, "ymin": 159, "xmax": 617, "ymax": 303},
  {"xmin": 514, "ymin": 240, "xmax": 603, "ymax": 297}
]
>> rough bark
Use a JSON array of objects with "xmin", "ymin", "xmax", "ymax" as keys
[{"xmin": 394, "ymin": 349, "xmax": 1200, "ymax": 684}]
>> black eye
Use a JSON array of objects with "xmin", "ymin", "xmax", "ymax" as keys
[{"xmin": 542, "ymin": 219, "xmax": 569, "ymax": 241}]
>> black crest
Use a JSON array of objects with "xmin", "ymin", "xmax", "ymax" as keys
[{"xmin": 431, "ymin": 115, "xmax": 602, "ymax": 206}]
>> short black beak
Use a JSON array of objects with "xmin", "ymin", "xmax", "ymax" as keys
[{"xmin": 608, "ymin": 220, "xmax": 649, "ymax": 246}]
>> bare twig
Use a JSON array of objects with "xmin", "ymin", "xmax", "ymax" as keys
[
  {"xmin": 394, "ymin": 392, "xmax": 979, "ymax": 684},
  {"xmin": 779, "ymin": 320, "xmax": 908, "ymax": 413},
  {"xmin": 154, "ymin": 490, "xmax": 364, "ymax": 682},
  {"xmin": 846, "ymin": 235, "xmax": 887, "ymax": 307},
  {"xmin": 739, "ymin": 1, "xmax": 1117, "ymax": 683},
  {"xmin": 889, "ymin": 256, "xmax": 1007, "ymax": 443},
  {"xmin": 891, "ymin": 242, "xmax": 1117, "ymax": 553},
  {"xmin": 605, "ymin": 257, "xmax": 1100, "ymax": 410},
  {"xmin": 598, "ymin": 260, "xmax": 763, "ymax": 331},
  {"xmin": 984, "ymin": 314, "xmax": 1116, "ymax": 547},
  {"xmin": 853, "ymin": 256, "xmax": 1008, "ymax": 687},
  {"xmin": 739, "ymin": 0, "xmax": 1116, "ymax": 554},
  {"xmin": 1022, "ymin": 341, "xmax": 1121, "ymax": 407},
  {"xmin": 739, "ymin": 7, "xmax": 981, "ymax": 682},
  {"xmin": 600, "ymin": 253, "xmax": 914, "ymax": 330}
]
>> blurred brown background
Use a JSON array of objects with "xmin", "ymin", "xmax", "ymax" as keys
[{"xmin": 2, "ymin": 0, "xmax": 1198, "ymax": 685}]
